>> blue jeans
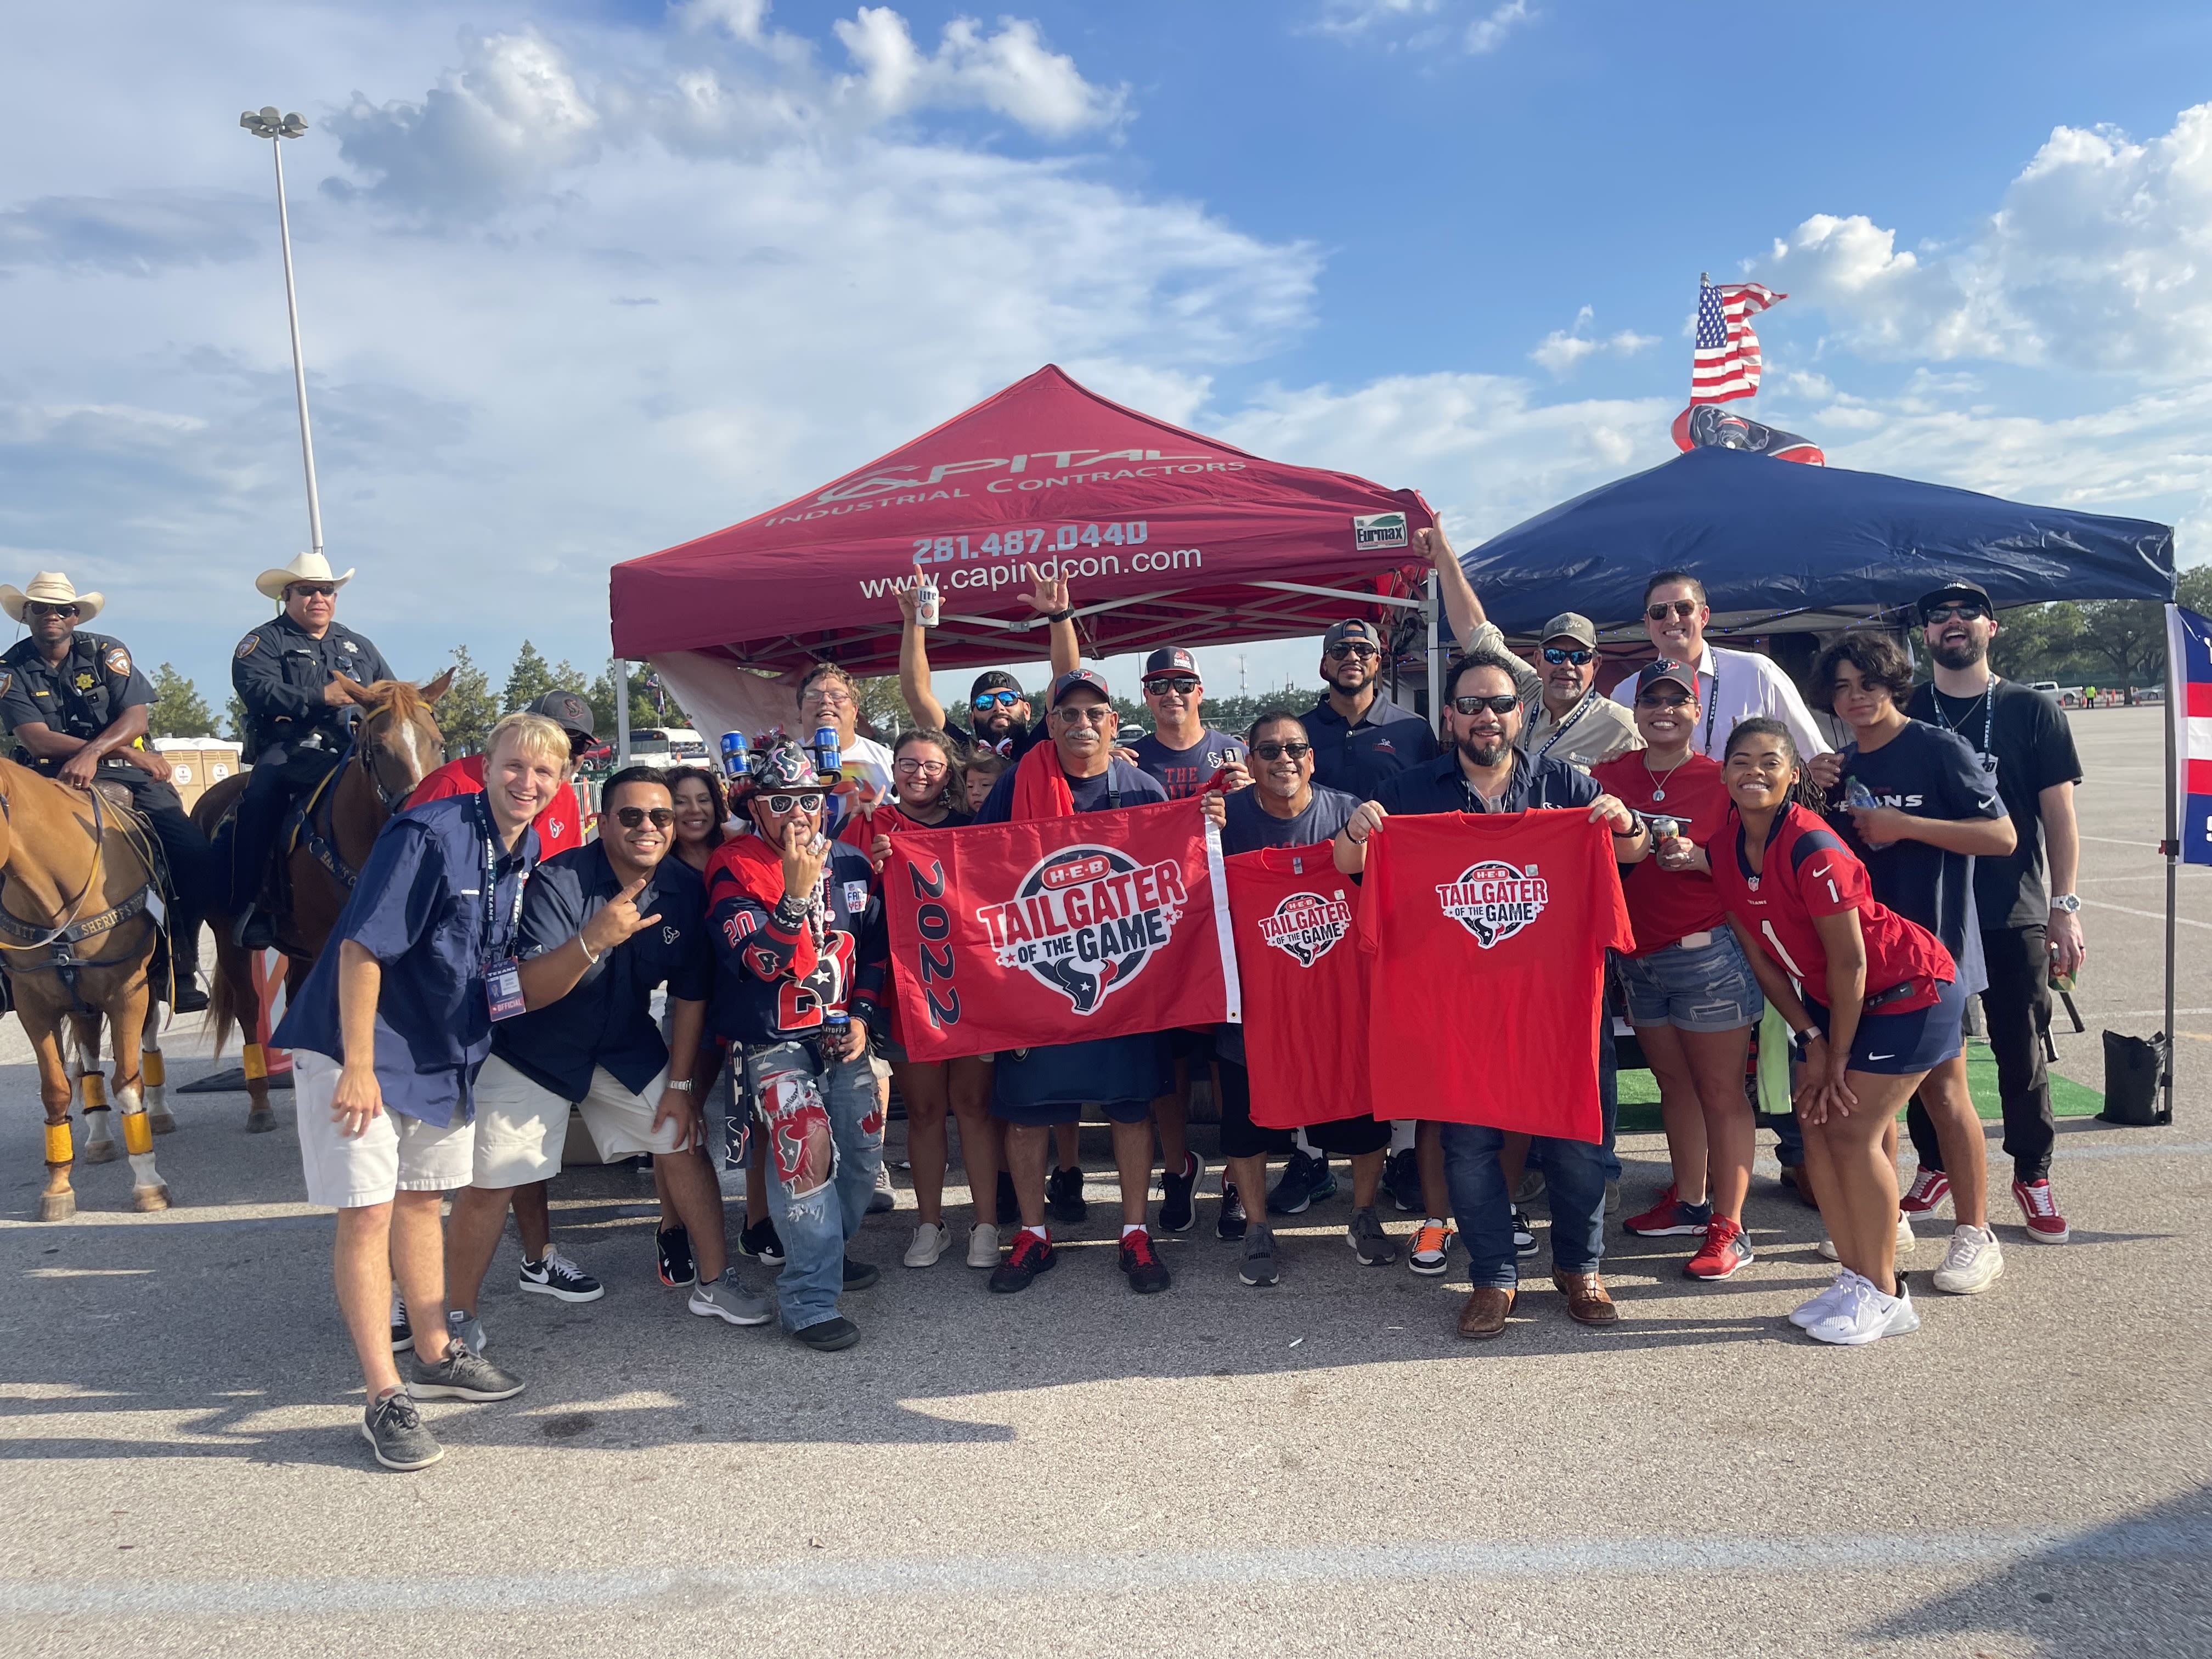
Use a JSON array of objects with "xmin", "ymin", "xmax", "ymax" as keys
[
  {"xmin": 743, "ymin": 1041, "xmax": 884, "ymax": 1333},
  {"xmin": 1443, "ymin": 1121, "xmax": 1609, "ymax": 1288}
]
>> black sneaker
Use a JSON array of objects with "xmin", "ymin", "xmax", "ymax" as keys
[
  {"xmin": 361, "ymin": 1390, "xmax": 442, "ymax": 1471},
  {"xmin": 1239, "ymin": 1226, "xmax": 1280, "ymax": 1286},
  {"xmin": 995, "ymin": 1169, "xmax": 1019, "ymax": 1223},
  {"xmin": 390, "ymin": 1295, "xmax": 413, "ymax": 1355},
  {"xmin": 740, "ymin": 1216, "xmax": 786, "ymax": 1267},
  {"xmin": 407, "ymin": 1342, "xmax": 525, "ymax": 1403},
  {"xmin": 1216, "ymin": 1179, "xmax": 1249, "ymax": 1242},
  {"xmin": 1159, "ymin": 1152, "xmax": 1204, "ymax": 1233},
  {"xmin": 989, "ymin": 1229, "xmax": 1057, "ymax": 1293},
  {"xmin": 1347, "ymin": 1205, "xmax": 1399, "ymax": 1266},
  {"xmin": 794, "ymin": 1316, "xmax": 860, "ymax": 1352},
  {"xmin": 842, "ymin": 1257, "xmax": 881, "ymax": 1291},
  {"xmin": 1046, "ymin": 1164, "xmax": 1088, "ymax": 1224},
  {"xmin": 1383, "ymin": 1147, "xmax": 1423, "ymax": 1214},
  {"xmin": 517, "ymin": 1248, "xmax": 603, "ymax": 1304},
  {"xmin": 1119, "ymin": 1229, "xmax": 1172, "ymax": 1294},
  {"xmin": 1511, "ymin": 1208, "xmax": 1539, "ymax": 1260},
  {"xmin": 1266, "ymin": 1148, "xmax": 1336, "ymax": 1216},
  {"xmin": 656, "ymin": 1224, "xmax": 696, "ymax": 1289}
]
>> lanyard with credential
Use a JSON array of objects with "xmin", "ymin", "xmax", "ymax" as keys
[
  {"xmin": 1531, "ymin": 689, "xmax": 1596, "ymax": 763},
  {"xmin": 478, "ymin": 795, "xmax": 531, "ymax": 1019},
  {"xmin": 1931, "ymin": 674, "xmax": 1996, "ymax": 758}
]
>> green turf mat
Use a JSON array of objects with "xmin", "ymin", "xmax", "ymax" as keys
[{"xmin": 1613, "ymin": 1038, "xmax": 2101, "ymax": 1136}]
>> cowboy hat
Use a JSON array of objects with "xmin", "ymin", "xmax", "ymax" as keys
[
  {"xmin": 254, "ymin": 550, "xmax": 356, "ymax": 602},
  {"xmin": 0, "ymin": 571, "xmax": 104, "ymax": 624}
]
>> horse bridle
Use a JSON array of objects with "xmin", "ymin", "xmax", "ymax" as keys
[
  {"xmin": 0, "ymin": 777, "xmax": 158, "ymax": 974},
  {"xmin": 298, "ymin": 704, "xmax": 427, "ymax": 893}
]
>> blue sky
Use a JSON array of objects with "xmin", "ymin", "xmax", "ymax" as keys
[{"xmin": 6, "ymin": 0, "xmax": 2211, "ymax": 723}]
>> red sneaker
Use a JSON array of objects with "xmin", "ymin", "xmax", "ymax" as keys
[
  {"xmin": 1900, "ymin": 1168, "xmax": 1952, "ymax": 1215},
  {"xmin": 2012, "ymin": 1178, "xmax": 2071, "ymax": 1244},
  {"xmin": 1684, "ymin": 1215, "xmax": 1754, "ymax": 1280},
  {"xmin": 1624, "ymin": 1183, "xmax": 1713, "ymax": 1237}
]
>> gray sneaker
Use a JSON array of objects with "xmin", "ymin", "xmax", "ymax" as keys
[
  {"xmin": 867, "ymin": 1162, "xmax": 896, "ymax": 1215},
  {"xmin": 689, "ymin": 1268, "xmax": 774, "ymax": 1326},
  {"xmin": 1346, "ymin": 1205, "xmax": 1399, "ymax": 1266},
  {"xmin": 362, "ymin": 1390, "xmax": 443, "ymax": 1471},
  {"xmin": 445, "ymin": 1307, "xmax": 488, "ymax": 1356},
  {"xmin": 408, "ymin": 1342, "xmax": 524, "ymax": 1403},
  {"xmin": 1239, "ymin": 1227, "xmax": 1281, "ymax": 1287}
]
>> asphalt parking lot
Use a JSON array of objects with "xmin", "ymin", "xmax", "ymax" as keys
[{"xmin": 1, "ymin": 706, "xmax": 2207, "ymax": 1658}]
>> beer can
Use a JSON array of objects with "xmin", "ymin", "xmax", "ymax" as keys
[
  {"xmin": 915, "ymin": 574, "xmax": 941, "ymax": 628},
  {"xmin": 1650, "ymin": 815, "xmax": 1680, "ymax": 841},
  {"xmin": 819, "ymin": 1009, "xmax": 852, "ymax": 1064},
  {"xmin": 719, "ymin": 731, "xmax": 750, "ymax": 780},
  {"xmin": 812, "ymin": 725, "xmax": 842, "ymax": 777}
]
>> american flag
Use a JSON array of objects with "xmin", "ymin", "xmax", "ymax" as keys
[{"xmin": 1690, "ymin": 280, "xmax": 1785, "ymax": 405}]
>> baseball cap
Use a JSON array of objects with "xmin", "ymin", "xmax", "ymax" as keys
[
  {"xmin": 526, "ymin": 690, "xmax": 595, "ymax": 740},
  {"xmin": 1917, "ymin": 579, "xmax": 1993, "ymax": 622},
  {"xmin": 1141, "ymin": 647, "xmax": 1198, "ymax": 681},
  {"xmin": 1049, "ymin": 668, "xmax": 1112, "ymax": 704},
  {"xmin": 970, "ymin": 668, "xmax": 1024, "ymax": 699},
  {"xmin": 1323, "ymin": 618, "xmax": 1384, "ymax": 653},
  {"xmin": 1634, "ymin": 659, "xmax": 1700, "ymax": 700},
  {"xmin": 1540, "ymin": 612, "xmax": 1598, "ymax": 650}
]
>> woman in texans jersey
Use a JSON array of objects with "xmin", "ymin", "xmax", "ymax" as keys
[{"xmin": 1704, "ymin": 719, "xmax": 1961, "ymax": 1347}]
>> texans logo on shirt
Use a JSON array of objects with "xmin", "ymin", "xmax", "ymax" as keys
[
  {"xmin": 973, "ymin": 841, "xmax": 1188, "ymax": 1015},
  {"xmin": 1256, "ymin": 891, "xmax": 1354, "ymax": 968},
  {"xmin": 1437, "ymin": 860, "xmax": 1550, "ymax": 949}
]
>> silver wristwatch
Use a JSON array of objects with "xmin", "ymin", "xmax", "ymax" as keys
[
  {"xmin": 2050, "ymin": 893, "xmax": 2081, "ymax": 914},
  {"xmin": 665, "ymin": 1079, "xmax": 693, "ymax": 1093}
]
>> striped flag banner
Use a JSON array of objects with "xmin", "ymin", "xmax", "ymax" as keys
[
  {"xmin": 1691, "ymin": 280, "xmax": 1785, "ymax": 405},
  {"xmin": 2167, "ymin": 603, "xmax": 2212, "ymax": 865}
]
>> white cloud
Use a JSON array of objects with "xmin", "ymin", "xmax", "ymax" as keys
[
  {"xmin": 1464, "ymin": 0, "xmax": 1533, "ymax": 53},
  {"xmin": 1308, "ymin": 0, "xmax": 1536, "ymax": 55},
  {"xmin": 1529, "ymin": 306, "xmax": 1657, "ymax": 377},
  {"xmin": 831, "ymin": 10, "xmax": 1124, "ymax": 138}
]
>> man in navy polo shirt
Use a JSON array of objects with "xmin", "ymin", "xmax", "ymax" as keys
[
  {"xmin": 1302, "ymin": 618, "xmax": 1441, "ymax": 801},
  {"xmin": 444, "ymin": 766, "xmax": 772, "ymax": 1348},
  {"xmin": 274, "ymin": 711, "xmax": 569, "ymax": 1471},
  {"xmin": 1333, "ymin": 648, "xmax": 1648, "ymax": 1340}
]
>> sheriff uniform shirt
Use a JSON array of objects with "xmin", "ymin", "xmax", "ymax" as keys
[
  {"xmin": 1225, "ymin": 842, "xmax": 1367, "ymax": 1128},
  {"xmin": 1361, "ymin": 810, "xmax": 1634, "ymax": 1142}
]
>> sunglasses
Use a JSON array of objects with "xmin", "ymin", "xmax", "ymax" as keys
[
  {"xmin": 972, "ymin": 690, "xmax": 1022, "ymax": 710},
  {"xmin": 1451, "ymin": 693, "xmax": 1521, "ymax": 716},
  {"xmin": 1051, "ymin": 704, "xmax": 1114, "ymax": 726},
  {"xmin": 614, "ymin": 806, "xmax": 675, "ymax": 829},
  {"xmin": 763, "ymin": 792, "xmax": 825, "ymax": 815},
  {"xmin": 1646, "ymin": 600, "xmax": 1700, "ymax": 622},
  {"xmin": 1636, "ymin": 691, "xmax": 1692, "ymax": 709},
  {"xmin": 1251, "ymin": 740, "xmax": 1313, "ymax": 761},
  {"xmin": 1327, "ymin": 643, "xmax": 1379, "ymax": 661},
  {"xmin": 1542, "ymin": 646, "xmax": 1594, "ymax": 667},
  {"xmin": 289, "ymin": 583, "xmax": 338, "ymax": 599},
  {"xmin": 25, "ymin": 603, "xmax": 77, "ymax": 619},
  {"xmin": 1146, "ymin": 677, "xmax": 1201, "ymax": 695},
  {"xmin": 800, "ymin": 687, "xmax": 855, "ymax": 708},
  {"xmin": 1924, "ymin": 602, "xmax": 1988, "ymax": 624},
  {"xmin": 895, "ymin": 758, "xmax": 949, "ymax": 776}
]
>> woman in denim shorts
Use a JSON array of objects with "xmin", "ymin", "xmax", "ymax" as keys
[{"xmin": 1592, "ymin": 661, "xmax": 1761, "ymax": 1280}]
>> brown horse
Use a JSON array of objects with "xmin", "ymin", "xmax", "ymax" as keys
[
  {"xmin": 192, "ymin": 673, "xmax": 453, "ymax": 1132},
  {"xmin": 0, "ymin": 759, "xmax": 170, "ymax": 1221}
]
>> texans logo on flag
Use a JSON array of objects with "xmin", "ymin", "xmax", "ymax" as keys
[
  {"xmin": 974, "ymin": 841, "xmax": 1188, "ymax": 1015},
  {"xmin": 1437, "ymin": 860, "xmax": 1550, "ymax": 949},
  {"xmin": 1255, "ymin": 890, "xmax": 1353, "ymax": 969}
]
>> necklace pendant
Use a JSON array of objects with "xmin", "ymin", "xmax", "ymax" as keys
[{"xmin": 1649, "ymin": 787, "xmax": 1664, "ymax": 802}]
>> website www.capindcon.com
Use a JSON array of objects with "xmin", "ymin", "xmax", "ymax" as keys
[{"xmin": 856, "ymin": 545, "xmax": 1204, "ymax": 602}]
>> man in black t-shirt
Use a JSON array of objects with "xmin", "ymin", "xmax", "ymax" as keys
[
  {"xmin": 1902, "ymin": 580, "xmax": 2085, "ymax": 1244},
  {"xmin": 892, "ymin": 565, "xmax": 1082, "ymax": 762}
]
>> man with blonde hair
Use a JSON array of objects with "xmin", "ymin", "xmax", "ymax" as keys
[{"xmin": 273, "ymin": 711, "xmax": 568, "ymax": 1470}]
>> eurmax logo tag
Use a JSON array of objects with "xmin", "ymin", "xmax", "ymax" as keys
[
  {"xmin": 974, "ymin": 843, "xmax": 1188, "ymax": 1014},
  {"xmin": 1437, "ymin": 861, "xmax": 1548, "ymax": 949},
  {"xmin": 1256, "ymin": 891, "xmax": 1353, "ymax": 969},
  {"xmin": 1353, "ymin": 511, "xmax": 1408, "ymax": 550}
]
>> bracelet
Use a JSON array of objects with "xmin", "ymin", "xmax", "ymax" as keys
[
  {"xmin": 576, "ymin": 935, "xmax": 600, "ymax": 965},
  {"xmin": 1044, "ymin": 607, "xmax": 1074, "ymax": 623}
]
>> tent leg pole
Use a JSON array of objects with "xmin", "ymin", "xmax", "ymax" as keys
[
  {"xmin": 2165, "ymin": 662, "xmax": 2179, "ymax": 1120},
  {"xmin": 615, "ymin": 658, "xmax": 632, "ymax": 768},
  {"xmin": 1425, "ymin": 573, "xmax": 1443, "ymax": 740}
]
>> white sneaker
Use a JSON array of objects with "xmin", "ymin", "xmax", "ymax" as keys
[
  {"xmin": 1790, "ymin": 1268, "xmax": 1857, "ymax": 1328},
  {"xmin": 903, "ymin": 1221, "xmax": 951, "ymax": 1268},
  {"xmin": 1820, "ymin": 1212, "xmax": 1915, "ymax": 1261},
  {"xmin": 1807, "ymin": 1274, "xmax": 1921, "ymax": 1345},
  {"xmin": 1932, "ymin": 1224, "xmax": 2005, "ymax": 1295},
  {"xmin": 966, "ymin": 1222, "xmax": 1001, "ymax": 1268}
]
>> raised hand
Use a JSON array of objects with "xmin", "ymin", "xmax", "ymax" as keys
[
  {"xmin": 1020, "ymin": 562, "xmax": 1071, "ymax": 617},
  {"xmin": 580, "ymin": 875, "xmax": 663, "ymax": 956},
  {"xmin": 780, "ymin": 816, "xmax": 828, "ymax": 903},
  {"xmin": 1413, "ymin": 524, "xmax": 1455, "ymax": 567}
]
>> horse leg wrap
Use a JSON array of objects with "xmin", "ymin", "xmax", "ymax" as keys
[
  {"xmin": 44, "ymin": 1121, "xmax": 72, "ymax": 1165},
  {"xmin": 123, "ymin": 1111, "xmax": 154, "ymax": 1156},
  {"xmin": 143, "ymin": 1050, "xmax": 166, "ymax": 1089},
  {"xmin": 80, "ymin": 1073, "xmax": 108, "ymax": 1110},
  {"xmin": 242, "ymin": 1043, "xmax": 267, "ymax": 1081}
]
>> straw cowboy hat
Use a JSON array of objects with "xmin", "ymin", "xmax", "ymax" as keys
[
  {"xmin": 0, "ymin": 571, "xmax": 105, "ymax": 624},
  {"xmin": 254, "ymin": 550, "xmax": 356, "ymax": 602}
]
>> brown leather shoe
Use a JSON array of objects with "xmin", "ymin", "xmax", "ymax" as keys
[
  {"xmin": 1553, "ymin": 1270, "xmax": 1618, "ymax": 1327},
  {"xmin": 1780, "ymin": 1165, "xmax": 1821, "ymax": 1209},
  {"xmin": 1456, "ymin": 1286, "xmax": 1515, "ymax": 1339}
]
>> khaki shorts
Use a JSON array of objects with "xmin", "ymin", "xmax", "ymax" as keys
[
  {"xmin": 470, "ymin": 1053, "xmax": 686, "ymax": 1188},
  {"xmin": 293, "ymin": 1049, "xmax": 475, "ymax": 1210}
]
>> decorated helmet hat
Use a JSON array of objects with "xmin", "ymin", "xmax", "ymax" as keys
[{"xmin": 730, "ymin": 735, "xmax": 834, "ymax": 805}]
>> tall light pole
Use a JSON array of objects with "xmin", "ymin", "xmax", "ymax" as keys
[{"xmin": 239, "ymin": 106, "xmax": 323, "ymax": 559}]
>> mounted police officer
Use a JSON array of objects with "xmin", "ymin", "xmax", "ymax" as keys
[
  {"xmin": 228, "ymin": 551, "xmax": 394, "ymax": 949},
  {"xmin": 0, "ymin": 571, "xmax": 216, "ymax": 1011}
]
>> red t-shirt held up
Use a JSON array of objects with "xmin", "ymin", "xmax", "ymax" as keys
[
  {"xmin": 1224, "ymin": 843, "xmax": 1366, "ymax": 1127},
  {"xmin": 1707, "ymin": 802, "xmax": 1954, "ymax": 1012},
  {"xmin": 407, "ymin": 753, "xmax": 585, "ymax": 855},
  {"xmin": 1589, "ymin": 751, "xmax": 1730, "ymax": 956},
  {"xmin": 1361, "ymin": 810, "xmax": 1634, "ymax": 1143}
]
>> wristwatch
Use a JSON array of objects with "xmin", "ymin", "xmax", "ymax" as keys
[
  {"xmin": 665, "ymin": 1079, "xmax": 693, "ymax": 1093},
  {"xmin": 1790, "ymin": 1025, "xmax": 1820, "ymax": 1058},
  {"xmin": 2051, "ymin": 893, "xmax": 2081, "ymax": 914}
]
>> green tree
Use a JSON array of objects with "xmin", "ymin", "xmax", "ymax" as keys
[
  {"xmin": 2071, "ymin": 599, "xmax": 2165, "ymax": 692},
  {"xmin": 223, "ymin": 691, "xmax": 250, "ymax": 747},
  {"xmin": 501, "ymin": 640, "xmax": 558, "ymax": 712},
  {"xmin": 855, "ymin": 674, "xmax": 906, "ymax": 740},
  {"xmin": 437, "ymin": 645, "xmax": 500, "ymax": 757},
  {"xmin": 145, "ymin": 663, "xmax": 215, "ymax": 737}
]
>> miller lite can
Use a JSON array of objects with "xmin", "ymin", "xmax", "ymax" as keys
[
  {"xmin": 915, "ymin": 573, "xmax": 941, "ymax": 628},
  {"xmin": 719, "ymin": 731, "xmax": 751, "ymax": 781},
  {"xmin": 812, "ymin": 725, "xmax": 842, "ymax": 780}
]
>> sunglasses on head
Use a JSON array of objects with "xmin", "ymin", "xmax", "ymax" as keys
[
  {"xmin": 1251, "ymin": 740, "xmax": 1313, "ymax": 761},
  {"xmin": 1146, "ymin": 676, "xmax": 1200, "ymax": 695},
  {"xmin": 1646, "ymin": 600, "xmax": 1700, "ymax": 622},
  {"xmin": 614, "ymin": 806, "xmax": 675, "ymax": 829},
  {"xmin": 1542, "ymin": 646, "xmax": 1594, "ymax": 666},
  {"xmin": 1327, "ymin": 642, "xmax": 1379, "ymax": 661},
  {"xmin": 972, "ymin": 690, "xmax": 1022, "ymax": 710},
  {"xmin": 1925, "ymin": 602, "xmax": 1988, "ymax": 623},
  {"xmin": 1451, "ymin": 693, "xmax": 1521, "ymax": 716}
]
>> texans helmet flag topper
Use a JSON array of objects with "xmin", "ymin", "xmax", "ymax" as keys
[{"xmin": 1669, "ymin": 403, "xmax": 1825, "ymax": 466}]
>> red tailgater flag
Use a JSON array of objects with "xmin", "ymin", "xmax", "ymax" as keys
[
  {"xmin": 1361, "ymin": 810, "xmax": 1635, "ymax": 1142},
  {"xmin": 883, "ymin": 797, "xmax": 1242, "ymax": 1062}
]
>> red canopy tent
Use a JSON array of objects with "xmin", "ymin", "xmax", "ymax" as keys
[{"xmin": 608, "ymin": 367, "xmax": 1440, "ymax": 732}]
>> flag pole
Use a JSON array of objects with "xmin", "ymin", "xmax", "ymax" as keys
[{"xmin": 2164, "ymin": 608, "xmax": 2180, "ymax": 1118}]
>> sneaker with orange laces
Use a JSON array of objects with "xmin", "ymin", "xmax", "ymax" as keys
[
  {"xmin": 1408, "ymin": 1221, "xmax": 1454, "ymax": 1276},
  {"xmin": 1900, "ymin": 1168, "xmax": 1952, "ymax": 1215},
  {"xmin": 1684, "ymin": 1215, "xmax": 1754, "ymax": 1280},
  {"xmin": 2012, "ymin": 1177, "xmax": 2071, "ymax": 1244},
  {"xmin": 1119, "ymin": 1229, "xmax": 1172, "ymax": 1294}
]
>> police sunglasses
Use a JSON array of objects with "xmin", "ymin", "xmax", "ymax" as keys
[
  {"xmin": 614, "ymin": 806, "xmax": 676, "ymax": 829},
  {"xmin": 1923, "ymin": 602, "xmax": 1988, "ymax": 623},
  {"xmin": 1146, "ymin": 676, "xmax": 1200, "ymax": 695},
  {"xmin": 1251, "ymin": 740, "xmax": 1313, "ymax": 761},
  {"xmin": 1542, "ymin": 646, "xmax": 1594, "ymax": 666},
  {"xmin": 1646, "ymin": 600, "xmax": 1700, "ymax": 621},
  {"xmin": 25, "ymin": 603, "xmax": 77, "ymax": 619},
  {"xmin": 289, "ymin": 583, "xmax": 338, "ymax": 598},
  {"xmin": 1327, "ymin": 643, "xmax": 1379, "ymax": 661},
  {"xmin": 972, "ymin": 690, "xmax": 1022, "ymax": 710},
  {"xmin": 1450, "ymin": 693, "xmax": 1521, "ymax": 716}
]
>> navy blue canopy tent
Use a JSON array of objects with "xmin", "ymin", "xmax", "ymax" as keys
[{"xmin": 1457, "ymin": 445, "xmax": 2176, "ymax": 640}]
